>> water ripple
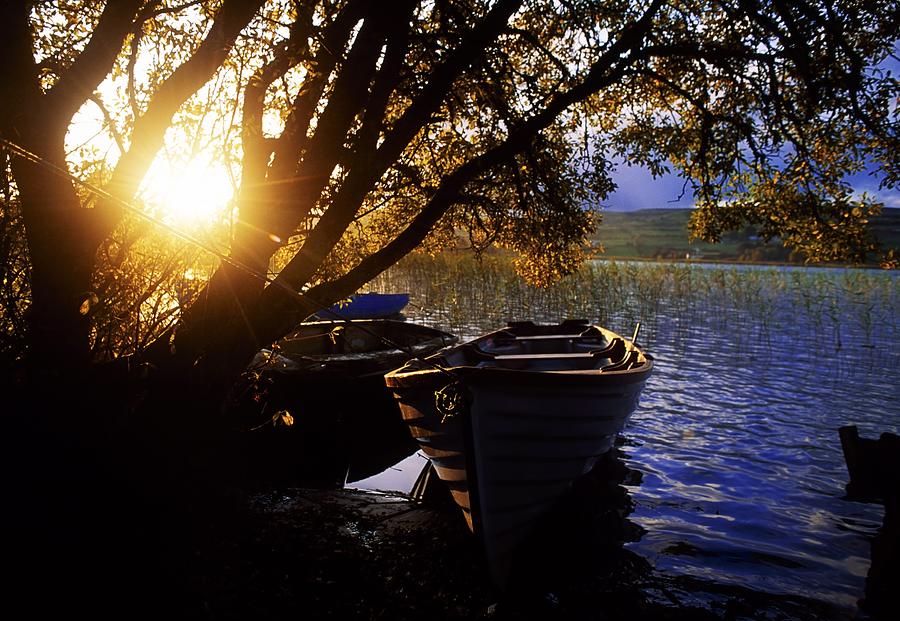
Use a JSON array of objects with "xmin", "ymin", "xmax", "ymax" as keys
[
  {"xmin": 381, "ymin": 260, "xmax": 898, "ymax": 609},
  {"xmin": 622, "ymin": 279, "xmax": 897, "ymax": 608}
]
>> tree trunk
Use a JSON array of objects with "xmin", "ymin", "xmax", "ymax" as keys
[{"xmin": 10, "ymin": 137, "xmax": 97, "ymax": 379}]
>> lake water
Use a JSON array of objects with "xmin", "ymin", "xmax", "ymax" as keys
[{"xmin": 353, "ymin": 259, "xmax": 899, "ymax": 611}]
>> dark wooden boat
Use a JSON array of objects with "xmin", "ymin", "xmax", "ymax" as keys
[
  {"xmin": 383, "ymin": 320, "xmax": 653, "ymax": 586},
  {"xmin": 234, "ymin": 319, "xmax": 458, "ymax": 487},
  {"xmin": 253, "ymin": 318, "xmax": 456, "ymax": 378}
]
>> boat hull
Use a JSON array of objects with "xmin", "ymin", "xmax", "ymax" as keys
[
  {"xmin": 384, "ymin": 321, "xmax": 652, "ymax": 586},
  {"xmin": 256, "ymin": 318, "xmax": 457, "ymax": 378},
  {"xmin": 234, "ymin": 319, "xmax": 457, "ymax": 486}
]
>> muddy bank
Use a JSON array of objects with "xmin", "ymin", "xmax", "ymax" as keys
[
  {"xmin": 0, "ymin": 404, "xmax": 870, "ymax": 620},
  {"xmin": 196, "ymin": 459, "xmax": 858, "ymax": 621}
]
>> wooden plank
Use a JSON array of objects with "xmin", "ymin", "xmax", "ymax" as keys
[
  {"xmin": 493, "ymin": 352, "xmax": 599, "ymax": 360},
  {"xmin": 501, "ymin": 334, "xmax": 603, "ymax": 341}
]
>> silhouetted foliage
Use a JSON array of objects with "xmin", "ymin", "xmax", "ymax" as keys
[{"xmin": 0, "ymin": 0, "xmax": 896, "ymax": 382}]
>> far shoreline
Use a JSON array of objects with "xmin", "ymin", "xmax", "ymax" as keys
[{"xmin": 591, "ymin": 255, "xmax": 897, "ymax": 271}]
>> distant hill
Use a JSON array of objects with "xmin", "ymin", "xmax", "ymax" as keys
[{"xmin": 592, "ymin": 208, "xmax": 900, "ymax": 264}]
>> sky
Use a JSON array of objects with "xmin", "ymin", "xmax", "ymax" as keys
[
  {"xmin": 605, "ymin": 164, "xmax": 900, "ymax": 212},
  {"xmin": 608, "ymin": 50, "xmax": 900, "ymax": 213},
  {"xmin": 606, "ymin": 165, "xmax": 694, "ymax": 212}
]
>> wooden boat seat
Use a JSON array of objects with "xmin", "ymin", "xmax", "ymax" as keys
[
  {"xmin": 495, "ymin": 322, "xmax": 602, "ymax": 340},
  {"xmin": 458, "ymin": 337, "xmax": 631, "ymax": 371},
  {"xmin": 494, "ymin": 351, "xmax": 597, "ymax": 360},
  {"xmin": 505, "ymin": 319, "xmax": 593, "ymax": 334},
  {"xmin": 498, "ymin": 334, "xmax": 605, "ymax": 342}
]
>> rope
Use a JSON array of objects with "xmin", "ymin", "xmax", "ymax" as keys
[{"xmin": 1, "ymin": 137, "xmax": 459, "ymax": 379}]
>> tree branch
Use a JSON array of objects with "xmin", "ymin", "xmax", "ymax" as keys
[
  {"xmin": 87, "ymin": 93, "xmax": 127, "ymax": 155},
  {"xmin": 136, "ymin": 0, "xmax": 202, "ymax": 24},
  {"xmin": 268, "ymin": 0, "xmax": 369, "ymax": 182},
  {"xmin": 0, "ymin": 2, "xmax": 42, "ymax": 135},
  {"xmin": 504, "ymin": 26, "xmax": 572, "ymax": 79},
  {"xmin": 256, "ymin": 0, "xmax": 665, "ymax": 336},
  {"xmin": 232, "ymin": 0, "xmax": 382, "ymax": 272},
  {"xmin": 45, "ymin": 0, "xmax": 145, "ymax": 127},
  {"xmin": 239, "ymin": 11, "xmax": 313, "ymax": 193},
  {"xmin": 100, "ymin": 0, "xmax": 264, "ymax": 234},
  {"xmin": 266, "ymin": 0, "xmax": 526, "ymax": 296},
  {"xmin": 274, "ymin": 2, "xmax": 390, "ymax": 227}
]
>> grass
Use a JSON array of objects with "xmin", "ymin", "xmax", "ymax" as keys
[{"xmin": 592, "ymin": 208, "xmax": 900, "ymax": 263}]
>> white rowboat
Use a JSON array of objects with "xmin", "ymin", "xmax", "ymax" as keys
[{"xmin": 384, "ymin": 320, "xmax": 652, "ymax": 586}]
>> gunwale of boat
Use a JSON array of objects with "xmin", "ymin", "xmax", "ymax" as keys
[
  {"xmin": 277, "ymin": 319, "xmax": 457, "ymax": 359},
  {"xmin": 384, "ymin": 324, "xmax": 653, "ymax": 388}
]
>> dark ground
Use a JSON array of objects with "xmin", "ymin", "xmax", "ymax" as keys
[
  {"xmin": 2, "ymin": 434, "xmax": 867, "ymax": 620},
  {"xmin": 207, "ymin": 459, "xmax": 861, "ymax": 621},
  {"xmin": 1, "ymin": 382, "xmax": 886, "ymax": 621}
]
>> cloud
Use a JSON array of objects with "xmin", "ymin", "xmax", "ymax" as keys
[
  {"xmin": 877, "ymin": 193, "xmax": 900, "ymax": 209},
  {"xmin": 606, "ymin": 165, "xmax": 694, "ymax": 211}
]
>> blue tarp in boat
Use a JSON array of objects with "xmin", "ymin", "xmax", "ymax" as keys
[{"xmin": 314, "ymin": 292, "xmax": 410, "ymax": 320}]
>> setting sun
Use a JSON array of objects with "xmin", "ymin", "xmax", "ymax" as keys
[{"xmin": 144, "ymin": 158, "xmax": 234, "ymax": 229}]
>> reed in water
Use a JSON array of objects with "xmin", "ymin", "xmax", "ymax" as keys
[{"xmin": 369, "ymin": 253, "xmax": 898, "ymax": 356}]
